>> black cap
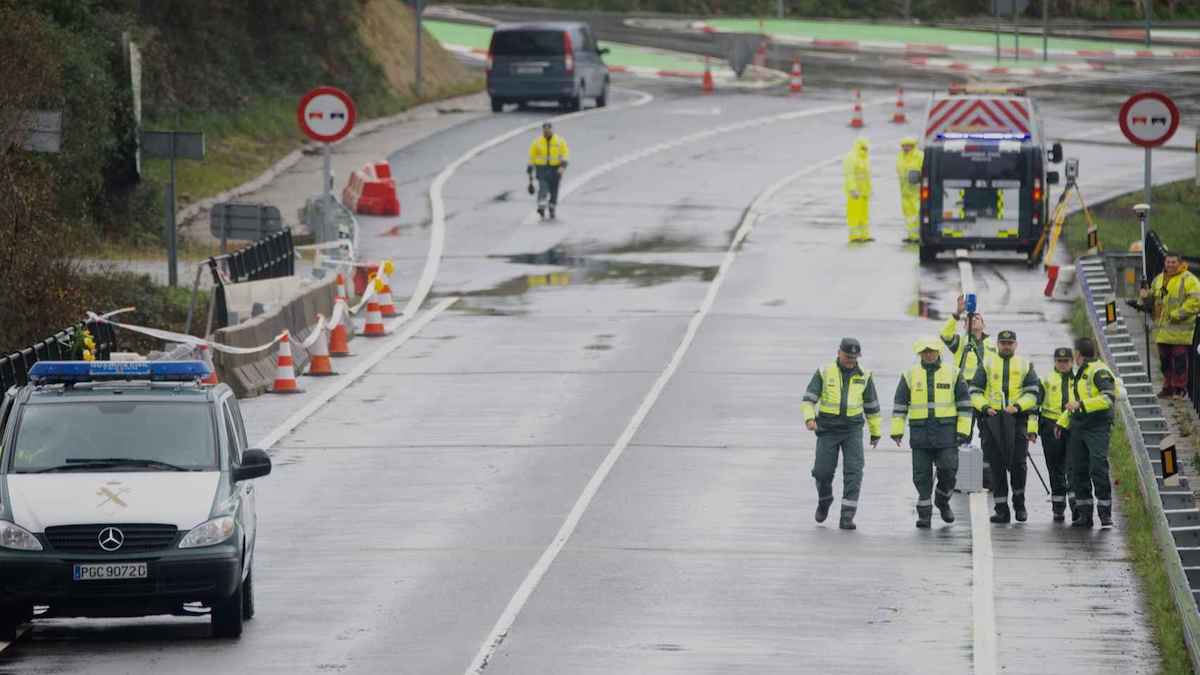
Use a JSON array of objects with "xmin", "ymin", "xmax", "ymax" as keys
[
  {"xmin": 839, "ymin": 337, "xmax": 862, "ymax": 355},
  {"xmin": 1053, "ymin": 347, "xmax": 1073, "ymax": 359},
  {"xmin": 997, "ymin": 330, "xmax": 1017, "ymax": 341}
]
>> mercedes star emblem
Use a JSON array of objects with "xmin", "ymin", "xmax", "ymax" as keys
[{"xmin": 98, "ymin": 527, "xmax": 125, "ymax": 552}]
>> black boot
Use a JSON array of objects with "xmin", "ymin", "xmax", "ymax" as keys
[
  {"xmin": 1071, "ymin": 504, "xmax": 1094, "ymax": 528},
  {"xmin": 537, "ymin": 206, "xmax": 545, "ymax": 219},
  {"xmin": 916, "ymin": 506, "xmax": 932, "ymax": 529},
  {"xmin": 1013, "ymin": 495, "xmax": 1027, "ymax": 523},
  {"xmin": 1098, "ymin": 505, "xmax": 1113, "ymax": 529},
  {"xmin": 935, "ymin": 497, "xmax": 955, "ymax": 523},
  {"xmin": 1052, "ymin": 501, "xmax": 1066, "ymax": 522},
  {"xmin": 815, "ymin": 498, "xmax": 833, "ymax": 523},
  {"xmin": 990, "ymin": 502, "xmax": 1011, "ymax": 524},
  {"xmin": 839, "ymin": 508, "xmax": 856, "ymax": 530},
  {"xmin": 548, "ymin": 204, "xmax": 556, "ymax": 219}
]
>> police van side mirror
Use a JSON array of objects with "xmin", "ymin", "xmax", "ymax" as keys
[
  {"xmin": 1049, "ymin": 143, "xmax": 1063, "ymax": 164},
  {"xmin": 1046, "ymin": 171, "xmax": 1060, "ymax": 185},
  {"xmin": 233, "ymin": 449, "xmax": 272, "ymax": 482},
  {"xmin": 598, "ymin": 47, "xmax": 610, "ymax": 55}
]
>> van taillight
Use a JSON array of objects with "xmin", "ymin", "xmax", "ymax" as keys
[
  {"xmin": 1032, "ymin": 178, "xmax": 1042, "ymax": 203},
  {"xmin": 486, "ymin": 50, "xmax": 493, "ymax": 73},
  {"xmin": 920, "ymin": 178, "xmax": 929, "ymax": 202},
  {"xmin": 563, "ymin": 31, "xmax": 574, "ymax": 74}
]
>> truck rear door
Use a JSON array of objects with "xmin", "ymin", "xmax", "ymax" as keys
[{"xmin": 931, "ymin": 139, "xmax": 1030, "ymax": 241}]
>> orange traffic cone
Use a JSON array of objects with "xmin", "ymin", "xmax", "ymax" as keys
[
  {"xmin": 329, "ymin": 299, "xmax": 353, "ymax": 357},
  {"xmin": 702, "ymin": 58, "xmax": 715, "ymax": 94},
  {"xmin": 336, "ymin": 271, "xmax": 352, "ymax": 305},
  {"xmin": 197, "ymin": 343, "xmax": 219, "ymax": 386},
  {"xmin": 271, "ymin": 332, "xmax": 303, "ymax": 394},
  {"xmin": 306, "ymin": 317, "xmax": 337, "ymax": 376},
  {"xmin": 361, "ymin": 279, "xmax": 387, "ymax": 337},
  {"xmin": 789, "ymin": 58, "xmax": 803, "ymax": 94},
  {"xmin": 850, "ymin": 91, "xmax": 865, "ymax": 129},
  {"xmin": 892, "ymin": 87, "xmax": 907, "ymax": 124}
]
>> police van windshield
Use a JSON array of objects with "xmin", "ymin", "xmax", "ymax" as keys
[
  {"xmin": 490, "ymin": 30, "xmax": 566, "ymax": 57},
  {"xmin": 8, "ymin": 402, "xmax": 217, "ymax": 473}
]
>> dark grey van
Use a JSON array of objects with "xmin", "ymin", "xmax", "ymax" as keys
[{"xmin": 486, "ymin": 22, "xmax": 610, "ymax": 113}]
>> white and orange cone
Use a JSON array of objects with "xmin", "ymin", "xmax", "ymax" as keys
[
  {"xmin": 329, "ymin": 298, "xmax": 353, "ymax": 357},
  {"xmin": 306, "ymin": 317, "xmax": 337, "ymax": 377},
  {"xmin": 197, "ymin": 343, "xmax": 219, "ymax": 386},
  {"xmin": 892, "ymin": 87, "xmax": 907, "ymax": 124},
  {"xmin": 789, "ymin": 57, "xmax": 803, "ymax": 94},
  {"xmin": 361, "ymin": 279, "xmax": 387, "ymax": 337},
  {"xmin": 336, "ymin": 271, "xmax": 352, "ymax": 305},
  {"xmin": 271, "ymin": 332, "xmax": 303, "ymax": 394},
  {"xmin": 378, "ymin": 260, "xmax": 398, "ymax": 317},
  {"xmin": 850, "ymin": 90, "xmax": 865, "ymax": 129}
]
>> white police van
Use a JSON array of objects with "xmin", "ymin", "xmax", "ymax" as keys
[{"xmin": 0, "ymin": 360, "xmax": 271, "ymax": 638}]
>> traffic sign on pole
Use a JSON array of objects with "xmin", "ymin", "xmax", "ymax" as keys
[
  {"xmin": 297, "ymin": 86, "xmax": 357, "ymax": 144},
  {"xmin": 1119, "ymin": 91, "xmax": 1180, "ymax": 148}
]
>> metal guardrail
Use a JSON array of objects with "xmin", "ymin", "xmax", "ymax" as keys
[
  {"xmin": 204, "ymin": 229, "xmax": 296, "ymax": 332},
  {"xmin": 0, "ymin": 320, "xmax": 119, "ymax": 392},
  {"xmin": 1077, "ymin": 254, "xmax": 1200, "ymax": 674}
]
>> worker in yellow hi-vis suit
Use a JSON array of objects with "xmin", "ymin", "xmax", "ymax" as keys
[
  {"xmin": 896, "ymin": 136, "xmax": 924, "ymax": 244},
  {"xmin": 843, "ymin": 138, "xmax": 872, "ymax": 243}
]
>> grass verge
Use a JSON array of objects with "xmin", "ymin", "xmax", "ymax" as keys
[
  {"xmin": 1064, "ymin": 179, "xmax": 1199, "ymax": 256},
  {"xmin": 1070, "ymin": 295, "xmax": 1192, "ymax": 674}
]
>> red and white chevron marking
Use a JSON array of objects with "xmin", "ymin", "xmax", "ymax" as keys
[{"xmin": 923, "ymin": 97, "xmax": 1031, "ymax": 140}]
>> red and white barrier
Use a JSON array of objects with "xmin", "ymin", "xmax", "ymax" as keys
[{"xmin": 342, "ymin": 161, "xmax": 400, "ymax": 216}]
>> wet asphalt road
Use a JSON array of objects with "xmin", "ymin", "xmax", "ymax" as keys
[{"xmin": 5, "ymin": 76, "xmax": 1182, "ymax": 673}]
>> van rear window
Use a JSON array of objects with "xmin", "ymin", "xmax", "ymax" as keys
[{"xmin": 491, "ymin": 30, "xmax": 565, "ymax": 57}]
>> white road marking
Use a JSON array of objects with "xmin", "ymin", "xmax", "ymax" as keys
[
  {"xmin": 463, "ymin": 143, "xmax": 894, "ymax": 674},
  {"xmin": 970, "ymin": 491, "xmax": 998, "ymax": 675},
  {"xmin": 255, "ymin": 297, "xmax": 459, "ymax": 450},
  {"xmin": 0, "ymin": 625, "xmax": 31, "ymax": 654}
]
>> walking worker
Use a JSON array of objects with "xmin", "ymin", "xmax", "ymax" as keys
[
  {"xmin": 970, "ymin": 330, "xmax": 1039, "ymax": 524},
  {"xmin": 940, "ymin": 294, "xmax": 997, "ymax": 383},
  {"xmin": 527, "ymin": 121, "xmax": 569, "ymax": 220},
  {"xmin": 801, "ymin": 337, "xmax": 883, "ymax": 531},
  {"xmin": 842, "ymin": 137, "xmax": 873, "ymax": 243},
  {"xmin": 1058, "ymin": 337, "xmax": 1119, "ymax": 529},
  {"xmin": 890, "ymin": 338, "xmax": 972, "ymax": 529},
  {"xmin": 895, "ymin": 136, "xmax": 924, "ymax": 244},
  {"xmin": 1134, "ymin": 252, "xmax": 1200, "ymax": 398},
  {"xmin": 1036, "ymin": 347, "xmax": 1077, "ymax": 522}
]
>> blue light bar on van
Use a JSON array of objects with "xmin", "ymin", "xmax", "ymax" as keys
[
  {"xmin": 28, "ymin": 361, "xmax": 210, "ymax": 383},
  {"xmin": 937, "ymin": 132, "xmax": 1030, "ymax": 141}
]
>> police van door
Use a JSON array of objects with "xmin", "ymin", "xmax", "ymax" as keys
[{"xmin": 936, "ymin": 139, "xmax": 1027, "ymax": 241}]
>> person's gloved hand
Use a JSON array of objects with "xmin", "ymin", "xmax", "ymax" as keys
[
  {"xmin": 1125, "ymin": 299, "xmax": 1142, "ymax": 312},
  {"xmin": 870, "ymin": 435, "xmax": 880, "ymax": 448},
  {"xmin": 891, "ymin": 435, "xmax": 903, "ymax": 447},
  {"xmin": 956, "ymin": 434, "xmax": 970, "ymax": 446},
  {"xmin": 527, "ymin": 181, "xmax": 535, "ymax": 195},
  {"xmin": 849, "ymin": 190, "xmax": 860, "ymax": 199}
]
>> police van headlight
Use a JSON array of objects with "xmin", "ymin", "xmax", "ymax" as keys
[
  {"xmin": 178, "ymin": 516, "xmax": 236, "ymax": 549},
  {"xmin": 0, "ymin": 521, "xmax": 42, "ymax": 551}
]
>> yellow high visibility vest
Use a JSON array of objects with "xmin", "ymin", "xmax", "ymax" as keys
[
  {"xmin": 1149, "ymin": 269, "xmax": 1200, "ymax": 345},
  {"xmin": 903, "ymin": 362, "xmax": 957, "ymax": 420},
  {"xmin": 529, "ymin": 134, "xmax": 570, "ymax": 166},
  {"xmin": 976, "ymin": 353, "xmax": 1036, "ymax": 411},
  {"xmin": 1039, "ymin": 370, "xmax": 1073, "ymax": 424},
  {"xmin": 812, "ymin": 362, "xmax": 871, "ymax": 418}
]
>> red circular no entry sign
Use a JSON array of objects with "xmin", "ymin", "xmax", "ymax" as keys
[
  {"xmin": 1118, "ymin": 91, "xmax": 1180, "ymax": 149},
  {"xmin": 297, "ymin": 87, "xmax": 357, "ymax": 144}
]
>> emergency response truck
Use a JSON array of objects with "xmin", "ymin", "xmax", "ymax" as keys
[
  {"xmin": 918, "ymin": 86, "xmax": 1064, "ymax": 264},
  {"xmin": 0, "ymin": 361, "xmax": 271, "ymax": 639}
]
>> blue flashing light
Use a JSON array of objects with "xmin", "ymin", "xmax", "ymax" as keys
[
  {"xmin": 29, "ymin": 360, "xmax": 210, "ymax": 384},
  {"xmin": 937, "ymin": 132, "xmax": 1031, "ymax": 142}
]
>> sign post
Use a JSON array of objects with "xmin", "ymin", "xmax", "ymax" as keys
[
  {"xmin": 142, "ymin": 130, "xmax": 206, "ymax": 287},
  {"xmin": 1118, "ymin": 91, "xmax": 1180, "ymax": 232},
  {"xmin": 297, "ymin": 86, "xmax": 357, "ymax": 207}
]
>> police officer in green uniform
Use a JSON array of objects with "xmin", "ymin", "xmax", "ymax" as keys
[
  {"xmin": 1058, "ymin": 337, "xmax": 1118, "ymax": 529},
  {"xmin": 890, "ymin": 338, "xmax": 973, "ymax": 528},
  {"xmin": 801, "ymin": 338, "xmax": 883, "ymax": 531},
  {"xmin": 1036, "ymin": 347, "xmax": 1076, "ymax": 522},
  {"xmin": 970, "ymin": 330, "xmax": 1040, "ymax": 524}
]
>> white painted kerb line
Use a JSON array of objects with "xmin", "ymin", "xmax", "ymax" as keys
[
  {"xmin": 462, "ymin": 155, "xmax": 853, "ymax": 674},
  {"xmin": 970, "ymin": 492, "xmax": 998, "ymax": 675}
]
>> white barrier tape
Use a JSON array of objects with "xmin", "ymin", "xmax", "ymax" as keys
[
  {"xmin": 349, "ymin": 271, "xmax": 389, "ymax": 314},
  {"xmin": 300, "ymin": 315, "xmax": 328, "ymax": 349},
  {"xmin": 294, "ymin": 241, "xmax": 354, "ymax": 253},
  {"xmin": 86, "ymin": 312, "xmax": 287, "ymax": 356}
]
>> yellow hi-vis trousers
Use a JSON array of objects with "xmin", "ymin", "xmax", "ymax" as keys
[
  {"xmin": 846, "ymin": 196, "xmax": 870, "ymax": 241},
  {"xmin": 900, "ymin": 187, "xmax": 919, "ymax": 240}
]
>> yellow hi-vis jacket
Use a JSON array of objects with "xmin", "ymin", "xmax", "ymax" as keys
[
  {"xmin": 843, "ymin": 138, "xmax": 871, "ymax": 198},
  {"xmin": 970, "ymin": 353, "xmax": 1039, "ymax": 414},
  {"xmin": 895, "ymin": 147, "xmax": 924, "ymax": 193},
  {"xmin": 1059, "ymin": 359, "xmax": 1118, "ymax": 430},
  {"xmin": 528, "ymin": 134, "xmax": 570, "ymax": 167},
  {"xmin": 1035, "ymin": 369, "xmax": 1074, "ymax": 428},
  {"xmin": 801, "ymin": 362, "xmax": 882, "ymax": 437},
  {"xmin": 939, "ymin": 316, "xmax": 996, "ymax": 383},
  {"xmin": 890, "ymin": 361, "xmax": 972, "ymax": 448},
  {"xmin": 1149, "ymin": 266, "xmax": 1200, "ymax": 345}
]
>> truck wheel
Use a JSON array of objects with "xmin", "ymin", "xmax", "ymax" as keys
[
  {"xmin": 211, "ymin": 578, "xmax": 244, "ymax": 638},
  {"xmin": 918, "ymin": 245, "xmax": 937, "ymax": 265},
  {"xmin": 241, "ymin": 567, "xmax": 255, "ymax": 621},
  {"xmin": 596, "ymin": 83, "xmax": 608, "ymax": 108}
]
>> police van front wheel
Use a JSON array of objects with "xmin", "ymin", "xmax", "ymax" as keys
[
  {"xmin": 0, "ymin": 603, "xmax": 25, "ymax": 641},
  {"xmin": 919, "ymin": 245, "xmax": 937, "ymax": 265},
  {"xmin": 211, "ymin": 578, "xmax": 245, "ymax": 638}
]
